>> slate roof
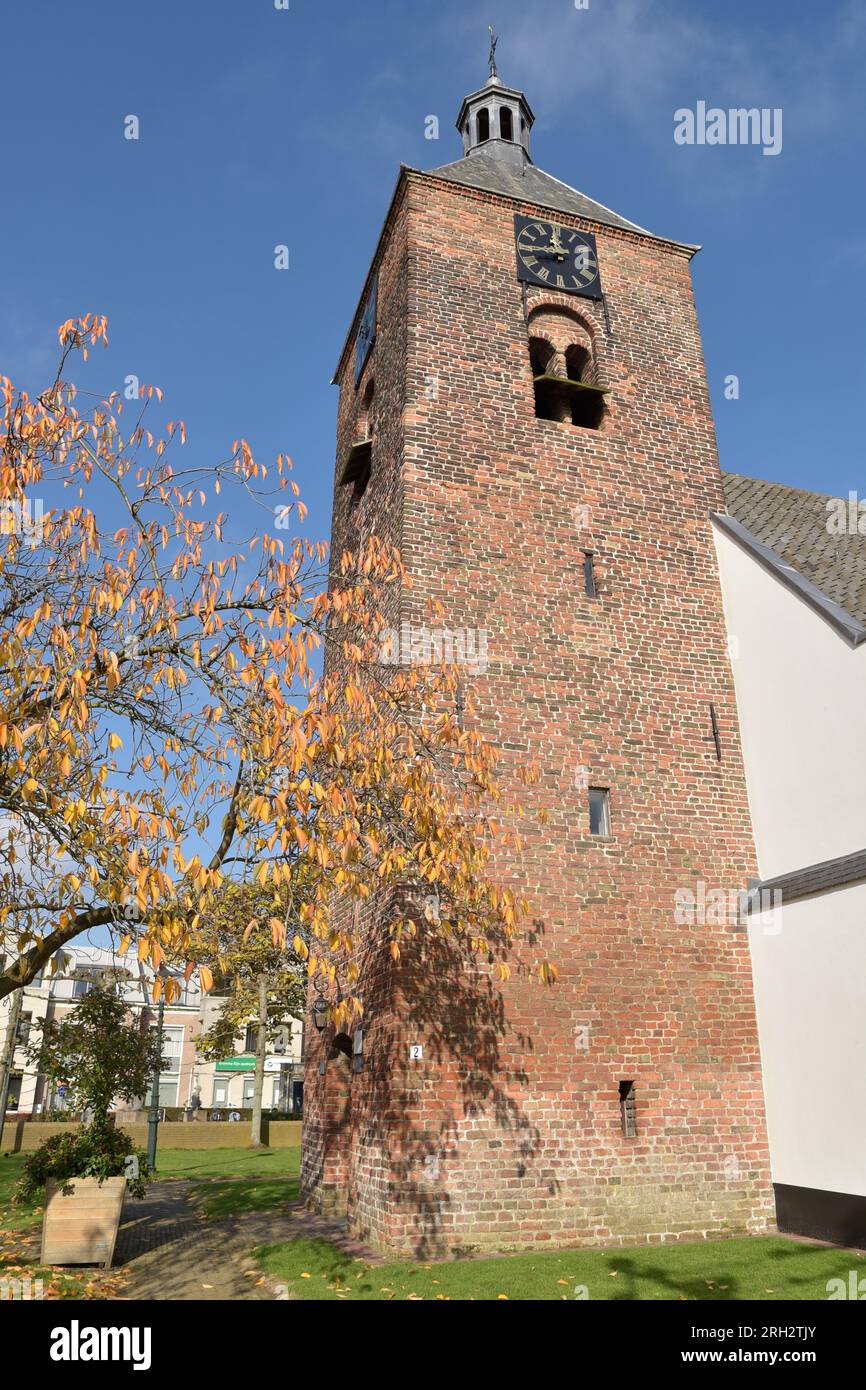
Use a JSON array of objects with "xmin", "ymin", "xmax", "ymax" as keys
[
  {"xmin": 424, "ymin": 152, "xmax": 693, "ymax": 247},
  {"xmin": 721, "ymin": 473, "xmax": 866, "ymax": 628},
  {"xmin": 751, "ymin": 847, "xmax": 866, "ymax": 907}
]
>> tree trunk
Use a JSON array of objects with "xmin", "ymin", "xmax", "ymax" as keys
[
  {"xmin": 0, "ymin": 987, "xmax": 24, "ymax": 1150},
  {"xmin": 250, "ymin": 973, "xmax": 269, "ymax": 1148}
]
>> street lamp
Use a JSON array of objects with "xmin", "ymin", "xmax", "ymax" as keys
[
  {"xmin": 312, "ymin": 997, "xmax": 328, "ymax": 1032},
  {"xmin": 146, "ymin": 965, "xmax": 170, "ymax": 1173}
]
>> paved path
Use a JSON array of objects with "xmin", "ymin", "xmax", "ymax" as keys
[{"xmin": 115, "ymin": 1182, "xmax": 378, "ymax": 1301}]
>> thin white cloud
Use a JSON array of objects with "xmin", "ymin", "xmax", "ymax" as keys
[{"xmin": 444, "ymin": 0, "xmax": 866, "ymax": 149}]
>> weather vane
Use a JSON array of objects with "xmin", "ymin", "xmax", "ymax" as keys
[{"xmin": 488, "ymin": 25, "xmax": 498, "ymax": 79}]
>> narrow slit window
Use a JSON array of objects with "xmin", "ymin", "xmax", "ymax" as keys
[
  {"xmin": 619, "ymin": 1080, "xmax": 637, "ymax": 1137},
  {"xmin": 499, "ymin": 107, "xmax": 513, "ymax": 141},
  {"xmin": 588, "ymin": 787, "xmax": 610, "ymax": 837},
  {"xmin": 477, "ymin": 107, "xmax": 490, "ymax": 143},
  {"xmin": 582, "ymin": 550, "xmax": 597, "ymax": 598}
]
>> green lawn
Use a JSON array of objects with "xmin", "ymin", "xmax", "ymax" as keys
[
  {"xmin": 188, "ymin": 1177, "xmax": 300, "ymax": 1219},
  {"xmin": 6, "ymin": 1147, "xmax": 865, "ymax": 1302},
  {"xmin": 255, "ymin": 1234, "xmax": 866, "ymax": 1302},
  {"xmin": 0, "ymin": 1153, "xmax": 41, "ymax": 1234},
  {"xmin": 1, "ymin": 1145, "xmax": 299, "ymax": 1187},
  {"xmin": 152, "ymin": 1146, "xmax": 300, "ymax": 1180}
]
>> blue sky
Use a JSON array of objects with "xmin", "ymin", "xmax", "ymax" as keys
[{"xmin": 2, "ymin": 0, "xmax": 865, "ymax": 556}]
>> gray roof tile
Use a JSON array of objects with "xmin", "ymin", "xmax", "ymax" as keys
[
  {"xmin": 722, "ymin": 472, "xmax": 866, "ymax": 628},
  {"xmin": 423, "ymin": 152, "xmax": 685, "ymax": 244},
  {"xmin": 752, "ymin": 847, "xmax": 866, "ymax": 906}
]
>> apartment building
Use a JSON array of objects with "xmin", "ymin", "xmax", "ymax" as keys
[{"xmin": 1, "ymin": 944, "xmax": 303, "ymax": 1118}]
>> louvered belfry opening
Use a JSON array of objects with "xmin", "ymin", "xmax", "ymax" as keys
[{"xmin": 528, "ymin": 307, "xmax": 606, "ymax": 430}]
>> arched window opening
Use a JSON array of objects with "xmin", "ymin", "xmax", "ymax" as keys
[
  {"xmin": 528, "ymin": 310, "xmax": 606, "ymax": 431},
  {"xmin": 476, "ymin": 107, "xmax": 490, "ymax": 143},
  {"xmin": 499, "ymin": 107, "xmax": 514, "ymax": 141},
  {"xmin": 565, "ymin": 344, "xmax": 591, "ymax": 383},
  {"xmin": 529, "ymin": 337, "xmax": 555, "ymax": 377},
  {"xmin": 564, "ymin": 344, "xmax": 604, "ymax": 428},
  {"xmin": 529, "ymin": 336, "xmax": 566, "ymax": 421}
]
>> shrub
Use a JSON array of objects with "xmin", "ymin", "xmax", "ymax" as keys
[{"xmin": 16, "ymin": 1125, "xmax": 150, "ymax": 1203}]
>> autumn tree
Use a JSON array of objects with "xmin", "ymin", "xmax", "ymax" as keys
[
  {"xmin": 0, "ymin": 316, "xmax": 549, "ymax": 1026},
  {"xmin": 184, "ymin": 883, "xmax": 307, "ymax": 1146}
]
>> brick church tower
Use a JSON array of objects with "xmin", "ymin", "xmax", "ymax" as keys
[{"xmin": 301, "ymin": 58, "xmax": 774, "ymax": 1255}]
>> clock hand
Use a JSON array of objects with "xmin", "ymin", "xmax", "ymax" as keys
[
  {"xmin": 549, "ymin": 230, "xmax": 570, "ymax": 260},
  {"xmin": 524, "ymin": 243, "xmax": 568, "ymax": 261}
]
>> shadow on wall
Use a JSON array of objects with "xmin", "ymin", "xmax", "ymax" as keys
[{"xmin": 306, "ymin": 915, "xmax": 552, "ymax": 1259}]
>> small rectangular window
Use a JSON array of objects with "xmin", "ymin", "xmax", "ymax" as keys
[
  {"xmin": 619, "ymin": 1080, "xmax": 637, "ymax": 1138},
  {"xmin": 582, "ymin": 550, "xmax": 597, "ymax": 598},
  {"xmin": 588, "ymin": 787, "xmax": 610, "ymax": 837}
]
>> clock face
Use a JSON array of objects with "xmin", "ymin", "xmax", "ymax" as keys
[{"xmin": 514, "ymin": 215, "xmax": 602, "ymax": 299}]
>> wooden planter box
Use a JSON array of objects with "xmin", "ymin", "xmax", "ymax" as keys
[{"xmin": 41, "ymin": 1176, "xmax": 126, "ymax": 1268}]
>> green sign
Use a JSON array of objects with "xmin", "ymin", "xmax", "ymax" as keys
[{"xmin": 215, "ymin": 1056, "xmax": 256, "ymax": 1073}]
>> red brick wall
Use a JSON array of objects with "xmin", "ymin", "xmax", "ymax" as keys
[
  {"xmin": 300, "ymin": 191, "xmax": 410, "ymax": 1231},
  {"xmin": 301, "ymin": 168, "xmax": 773, "ymax": 1255}
]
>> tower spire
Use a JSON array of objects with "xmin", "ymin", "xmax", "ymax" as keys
[
  {"xmin": 455, "ymin": 48, "xmax": 534, "ymax": 169},
  {"xmin": 487, "ymin": 24, "xmax": 498, "ymax": 80}
]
